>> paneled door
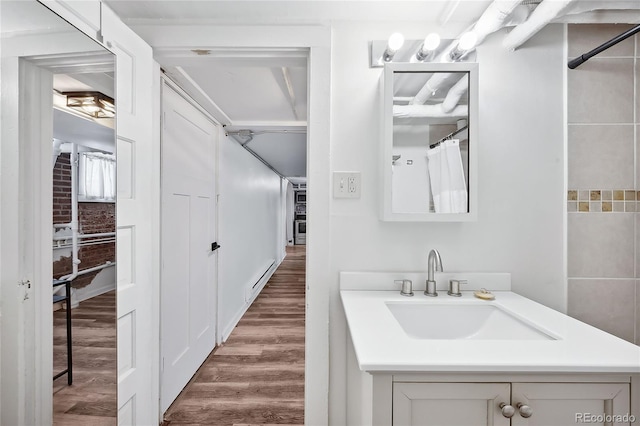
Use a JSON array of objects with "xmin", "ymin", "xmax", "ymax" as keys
[
  {"xmin": 161, "ymin": 82, "xmax": 218, "ymax": 412},
  {"xmin": 101, "ymin": 4, "xmax": 158, "ymax": 425}
]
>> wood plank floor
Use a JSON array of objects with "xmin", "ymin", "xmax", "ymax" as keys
[
  {"xmin": 163, "ymin": 245, "xmax": 306, "ymax": 426},
  {"xmin": 53, "ymin": 290, "xmax": 117, "ymax": 426}
]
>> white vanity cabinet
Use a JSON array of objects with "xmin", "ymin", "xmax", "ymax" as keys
[
  {"xmin": 383, "ymin": 375, "xmax": 634, "ymax": 426},
  {"xmin": 341, "ymin": 288, "xmax": 640, "ymax": 426}
]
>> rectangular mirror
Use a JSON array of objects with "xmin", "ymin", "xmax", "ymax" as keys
[
  {"xmin": 380, "ymin": 62, "xmax": 478, "ymax": 222},
  {"xmin": 1, "ymin": 1, "xmax": 116, "ymax": 424}
]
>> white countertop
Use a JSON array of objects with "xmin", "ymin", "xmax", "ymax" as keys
[{"xmin": 341, "ymin": 290, "xmax": 640, "ymax": 373}]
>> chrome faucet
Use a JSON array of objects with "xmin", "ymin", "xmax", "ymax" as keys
[{"xmin": 425, "ymin": 249, "xmax": 443, "ymax": 297}]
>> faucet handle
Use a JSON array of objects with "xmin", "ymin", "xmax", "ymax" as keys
[
  {"xmin": 397, "ymin": 279, "xmax": 414, "ymax": 297},
  {"xmin": 447, "ymin": 279, "xmax": 466, "ymax": 297}
]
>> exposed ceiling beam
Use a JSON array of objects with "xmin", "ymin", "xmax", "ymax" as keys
[
  {"xmin": 281, "ymin": 67, "xmax": 299, "ymax": 121},
  {"xmin": 154, "ymin": 47, "xmax": 307, "ymax": 69},
  {"xmin": 553, "ymin": 10, "xmax": 640, "ymax": 23},
  {"xmin": 503, "ymin": 0, "xmax": 640, "ymax": 51},
  {"xmin": 438, "ymin": 0, "xmax": 462, "ymax": 26},
  {"xmin": 228, "ymin": 120, "xmax": 307, "ymax": 129}
]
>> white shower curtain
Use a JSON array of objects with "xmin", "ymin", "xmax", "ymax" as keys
[
  {"xmin": 79, "ymin": 152, "xmax": 116, "ymax": 201},
  {"xmin": 426, "ymin": 139, "xmax": 467, "ymax": 213}
]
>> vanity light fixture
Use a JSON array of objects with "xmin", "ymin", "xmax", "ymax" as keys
[
  {"xmin": 415, "ymin": 33, "xmax": 441, "ymax": 62},
  {"xmin": 382, "ymin": 32, "xmax": 405, "ymax": 62},
  {"xmin": 448, "ymin": 31, "xmax": 478, "ymax": 62},
  {"xmin": 64, "ymin": 92, "xmax": 115, "ymax": 119},
  {"xmin": 370, "ymin": 35, "xmax": 474, "ymax": 68}
]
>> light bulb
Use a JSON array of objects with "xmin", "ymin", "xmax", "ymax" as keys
[
  {"xmin": 458, "ymin": 31, "xmax": 478, "ymax": 51},
  {"xmin": 83, "ymin": 105, "xmax": 100, "ymax": 113},
  {"xmin": 449, "ymin": 31, "xmax": 479, "ymax": 61},
  {"xmin": 423, "ymin": 33, "xmax": 440, "ymax": 51},
  {"xmin": 382, "ymin": 32, "xmax": 405, "ymax": 62},
  {"xmin": 416, "ymin": 33, "xmax": 441, "ymax": 61},
  {"xmin": 387, "ymin": 32, "xmax": 405, "ymax": 52}
]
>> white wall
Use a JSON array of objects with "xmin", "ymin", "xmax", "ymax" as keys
[
  {"xmin": 392, "ymin": 143, "xmax": 432, "ymax": 213},
  {"xmin": 329, "ymin": 22, "xmax": 565, "ymax": 423},
  {"xmin": 218, "ymin": 133, "xmax": 287, "ymax": 340}
]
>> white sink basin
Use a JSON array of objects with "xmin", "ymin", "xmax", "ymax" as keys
[{"xmin": 386, "ymin": 302, "xmax": 556, "ymax": 340}]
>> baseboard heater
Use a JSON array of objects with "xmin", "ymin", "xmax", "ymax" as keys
[{"xmin": 244, "ymin": 259, "xmax": 276, "ymax": 302}]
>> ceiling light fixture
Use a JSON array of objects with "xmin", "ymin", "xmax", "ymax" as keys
[
  {"xmin": 382, "ymin": 32, "xmax": 405, "ymax": 62},
  {"xmin": 449, "ymin": 31, "xmax": 478, "ymax": 62},
  {"xmin": 415, "ymin": 33, "xmax": 441, "ymax": 62},
  {"xmin": 64, "ymin": 92, "xmax": 115, "ymax": 119}
]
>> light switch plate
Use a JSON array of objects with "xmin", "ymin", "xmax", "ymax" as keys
[{"xmin": 333, "ymin": 172, "xmax": 361, "ymax": 199}]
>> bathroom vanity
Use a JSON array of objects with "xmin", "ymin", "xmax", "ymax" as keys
[{"xmin": 341, "ymin": 272, "xmax": 640, "ymax": 426}]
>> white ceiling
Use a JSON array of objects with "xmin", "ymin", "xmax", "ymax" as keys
[
  {"xmin": 104, "ymin": 0, "xmax": 640, "ymax": 179},
  {"xmin": 53, "ymin": 108, "xmax": 115, "ymax": 153},
  {"xmin": 105, "ymin": 0, "xmax": 497, "ymax": 180},
  {"xmin": 105, "ymin": 1, "xmax": 493, "ymax": 25},
  {"xmin": 52, "ymin": 74, "xmax": 116, "ymax": 153}
]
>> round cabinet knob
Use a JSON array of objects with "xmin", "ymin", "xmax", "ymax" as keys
[
  {"xmin": 517, "ymin": 402, "xmax": 533, "ymax": 418},
  {"xmin": 499, "ymin": 402, "xmax": 515, "ymax": 418}
]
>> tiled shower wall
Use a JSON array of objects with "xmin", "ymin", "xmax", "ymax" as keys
[{"xmin": 567, "ymin": 24, "xmax": 639, "ymax": 344}]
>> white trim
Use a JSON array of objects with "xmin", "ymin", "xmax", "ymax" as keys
[
  {"xmin": 221, "ymin": 257, "xmax": 282, "ymax": 342},
  {"xmin": 562, "ymin": 23, "xmax": 569, "ymax": 315},
  {"xmin": 37, "ymin": 0, "xmax": 101, "ymax": 41},
  {"xmin": 151, "ymin": 60, "xmax": 163, "ymax": 423},
  {"xmin": 1, "ymin": 55, "xmax": 24, "ymax": 426},
  {"xmin": 162, "ymin": 74, "xmax": 222, "ymax": 125},
  {"xmin": 0, "ymin": 57, "xmax": 55, "ymax": 426}
]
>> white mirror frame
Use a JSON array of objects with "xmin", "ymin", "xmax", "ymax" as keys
[{"xmin": 380, "ymin": 61, "xmax": 479, "ymax": 222}]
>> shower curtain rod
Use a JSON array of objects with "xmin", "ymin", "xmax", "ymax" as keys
[
  {"xmin": 568, "ymin": 24, "xmax": 640, "ymax": 69},
  {"xmin": 430, "ymin": 125, "xmax": 468, "ymax": 149}
]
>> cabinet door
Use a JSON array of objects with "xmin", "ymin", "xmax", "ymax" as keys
[
  {"xmin": 393, "ymin": 382, "xmax": 511, "ymax": 426},
  {"xmin": 512, "ymin": 383, "xmax": 631, "ymax": 426}
]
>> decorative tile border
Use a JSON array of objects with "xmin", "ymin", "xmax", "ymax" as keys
[{"xmin": 567, "ymin": 190, "xmax": 639, "ymax": 213}]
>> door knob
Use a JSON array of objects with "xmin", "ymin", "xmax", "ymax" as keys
[
  {"xmin": 517, "ymin": 402, "xmax": 533, "ymax": 418},
  {"xmin": 499, "ymin": 402, "xmax": 515, "ymax": 418}
]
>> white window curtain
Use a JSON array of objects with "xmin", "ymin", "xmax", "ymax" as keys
[{"xmin": 78, "ymin": 152, "xmax": 116, "ymax": 201}]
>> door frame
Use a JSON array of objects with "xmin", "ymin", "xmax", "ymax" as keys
[
  {"xmin": 141, "ymin": 25, "xmax": 331, "ymax": 421},
  {"xmin": 159, "ymin": 76, "xmax": 220, "ymax": 412},
  {"xmin": 0, "ymin": 58, "xmax": 55, "ymax": 426}
]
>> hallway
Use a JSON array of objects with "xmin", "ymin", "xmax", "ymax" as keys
[{"xmin": 163, "ymin": 245, "xmax": 306, "ymax": 425}]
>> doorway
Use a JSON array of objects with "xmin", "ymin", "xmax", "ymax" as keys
[{"xmin": 157, "ymin": 48, "xmax": 309, "ymax": 421}]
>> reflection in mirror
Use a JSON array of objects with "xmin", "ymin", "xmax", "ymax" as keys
[
  {"xmin": 393, "ymin": 71, "xmax": 469, "ymax": 214},
  {"xmin": 392, "ymin": 72, "xmax": 469, "ymax": 213},
  {"xmin": 381, "ymin": 62, "xmax": 478, "ymax": 221},
  {"xmin": 1, "ymin": 1, "xmax": 116, "ymax": 423}
]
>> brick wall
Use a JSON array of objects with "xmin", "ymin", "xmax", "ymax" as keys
[
  {"xmin": 52, "ymin": 153, "xmax": 116, "ymax": 288},
  {"xmin": 53, "ymin": 154, "xmax": 72, "ymax": 224}
]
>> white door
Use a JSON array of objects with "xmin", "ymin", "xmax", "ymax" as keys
[
  {"xmin": 511, "ymin": 382, "xmax": 631, "ymax": 426},
  {"xmin": 161, "ymin": 82, "xmax": 218, "ymax": 412},
  {"xmin": 393, "ymin": 382, "xmax": 511, "ymax": 426},
  {"xmin": 101, "ymin": 5, "xmax": 159, "ymax": 425}
]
